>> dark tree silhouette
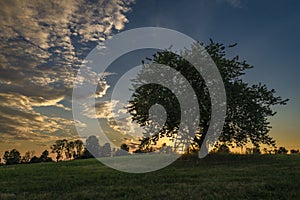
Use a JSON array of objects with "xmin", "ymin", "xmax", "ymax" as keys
[
  {"xmin": 51, "ymin": 139, "xmax": 68, "ymax": 161},
  {"xmin": 40, "ymin": 150, "xmax": 52, "ymax": 162},
  {"xmin": 276, "ymin": 147, "xmax": 288, "ymax": 154},
  {"xmin": 21, "ymin": 151, "xmax": 34, "ymax": 163},
  {"xmin": 29, "ymin": 150, "xmax": 52, "ymax": 163},
  {"xmin": 73, "ymin": 140, "xmax": 85, "ymax": 159},
  {"xmin": 215, "ymin": 143, "xmax": 230, "ymax": 154},
  {"xmin": 115, "ymin": 143, "xmax": 130, "ymax": 156},
  {"xmin": 245, "ymin": 147, "xmax": 261, "ymax": 155},
  {"xmin": 85, "ymin": 136, "xmax": 100, "ymax": 158},
  {"xmin": 290, "ymin": 149, "xmax": 299, "ymax": 154},
  {"xmin": 3, "ymin": 151, "xmax": 9, "ymax": 163},
  {"xmin": 252, "ymin": 147, "xmax": 261, "ymax": 155},
  {"xmin": 81, "ymin": 148, "xmax": 94, "ymax": 159},
  {"xmin": 120, "ymin": 143, "xmax": 129, "ymax": 152},
  {"xmin": 65, "ymin": 141, "xmax": 74, "ymax": 160},
  {"xmin": 3, "ymin": 149, "xmax": 21, "ymax": 165},
  {"xmin": 30, "ymin": 156, "xmax": 41, "ymax": 163},
  {"xmin": 128, "ymin": 41, "xmax": 288, "ymax": 153},
  {"xmin": 100, "ymin": 143, "xmax": 111, "ymax": 157},
  {"xmin": 50, "ymin": 139, "xmax": 85, "ymax": 161}
]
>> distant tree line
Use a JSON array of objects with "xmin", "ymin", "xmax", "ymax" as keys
[
  {"xmin": 1, "ymin": 136, "xmax": 299, "ymax": 166},
  {"xmin": 0, "ymin": 135, "xmax": 131, "ymax": 165},
  {"xmin": 1, "ymin": 149, "xmax": 52, "ymax": 165},
  {"xmin": 50, "ymin": 136, "xmax": 132, "ymax": 161},
  {"xmin": 211, "ymin": 143, "xmax": 299, "ymax": 155}
]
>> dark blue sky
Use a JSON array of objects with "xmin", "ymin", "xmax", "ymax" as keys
[{"xmin": 119, "ymin": 0, "xmax": 300, "ymax": 148}]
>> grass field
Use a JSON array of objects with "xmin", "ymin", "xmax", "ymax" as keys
[{"xmin": 0, "ymin": 154, "xmax": 299, "ymax": 200}]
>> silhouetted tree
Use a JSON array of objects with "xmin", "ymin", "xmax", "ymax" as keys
[
  {"xmin": 50, "ymin": 139, "xmax": 85, "ymax": 160},
  {"xmin": 51, "ymin": 139, "xmax": 68, "ymax": 161},
  {"xmin": 73, "ymin": 139, "xmax": 85, "ymax": 159},
  {"xmin": 3, "ymin": 149, "xmax": 21, "ymax": 165},
  {"xmin": 85, "ymin": 136, "xmax": 100, "ymax": 158},
  {"xmin": 100, "ymin": 143, "xmax": 111, "ymax": 157},
  {"xmin": 3, "ymin": 151, "xmax": 9, "ymax": 164},
  {"xmin": 252, "ymin": 147, "xmax": 261, "ymax": 154},
  {"xmin": 30, "ymin": 156, "xmax": 41, "ymax": 163},
  {"xmin": 120, "ymin": 143, "xmax": 130, "ymax": 152},
  {"xmin": 115, "ymin": 143, "xmax": 130, "ymax": 156},
  {"xmin": 21, "ymin": 151, "xmax": 34, "ymax": 163},
  {"xmin": 40, "ymin": 150, "xmax": 52, "ymax": 162},
  {"xmin": 81, "ymin": 148, "xmax": 93, "ymax": 159},
  {"xmin": 128, "ymin": 41, "xmax": 288, "ymax": 153},
  {"xmin": 245, "ymin": 147, "xmax": 260, "ymax": 155},
  {"xmin": 215, "ymin": 143, "xmax": 230, "ymax": 154},
  {"xmin": 275, "ymin": 147, "xmax": 288, "ymax": 154},
  {"xmin": 262, "ymin": 148, "xmax": 269, "ymax": 154},
  {"xmin": 65, "ymin": 141, "xmax": 75, "ymax": 160},
  {"xmin": 133, "ymin": 146, "xmax": 155, "ymax": 153},
  {"xmin": 290, "ymin": 149, "xmax": 299, "ymax": 154}
]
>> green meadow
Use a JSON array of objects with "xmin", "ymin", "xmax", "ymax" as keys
[{"xmin": 0, "ymin": 154, "xmax": 299, "ymax": 200}]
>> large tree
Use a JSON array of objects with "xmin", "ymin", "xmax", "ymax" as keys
[
  {"xmin": 21, "ymin": 151, "xmax": 34, "ymax": 163},
  {"xmin": 73, "ymin": 140, "xmax": 85, "ymax": 159},
  {"xmin": 128, "ymin": 40, "xmax": 288, "ymax": 152},
  {"xmin": 3, "ymin": 149, "xmax": 21, "ymax": 165},
  {"xmin": 51, "ymin": 139, "xmax": 68, "ymax": 162},
  {"xmin": 85, "ymin": 136, "xmax": 100, "ymax": 158},
  {"xmin": 51, "ymin": 139, "xmax": 85, "ymax": 161}
]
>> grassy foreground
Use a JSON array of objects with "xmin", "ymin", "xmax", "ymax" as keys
[{"xmin": 0, "ymin": 154, "xmax": 299, "ymax": 200}]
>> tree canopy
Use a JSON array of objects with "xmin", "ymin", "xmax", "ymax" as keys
[
  {"xmin": 128, "ymin": 40, "xmax": 288, "ymax": 153},
  {"xmin": 51, "ymin": 139, "xmax": 84, "ymax": 161},
  {"xmin": 3, "ymin": 149, "xmax": 21, "ymax": 165}
]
